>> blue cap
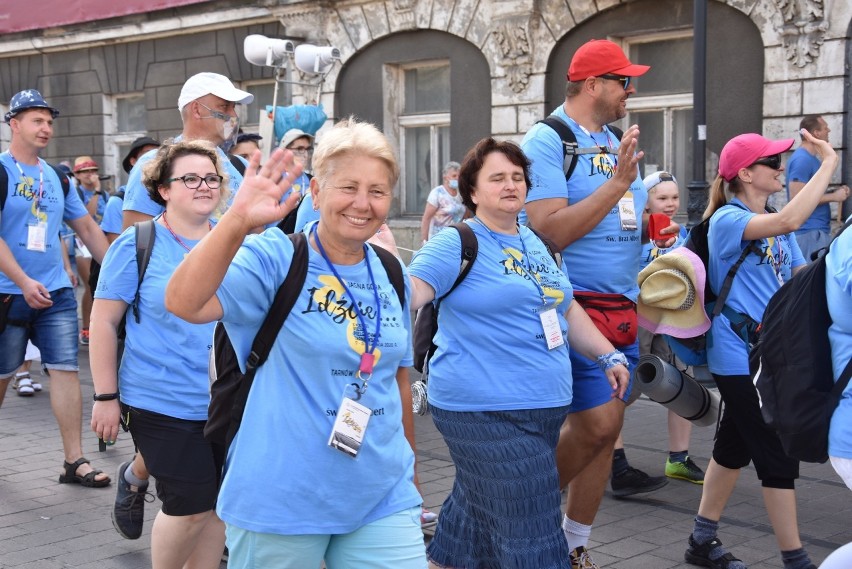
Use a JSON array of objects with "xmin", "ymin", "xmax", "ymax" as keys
[{"xmin": 4, "ymin": 89, "xmax": 60, "ymax": 123}]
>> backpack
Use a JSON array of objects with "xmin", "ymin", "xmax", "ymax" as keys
[
  {"xmin": 663, "ymin": 203, "xmax": 765, "ymax": 367},
  {"xmin": 411, "ymin": 222, "xmax": 562, "ymax": 375},
  {"xmin": 751, "ymin": 218, "xmax": 852, "ymax": 463},
  {"xmin": 538, "ymin": 115, "xmax": 624, "ymax": 181},
  {"xmin": 0, "ymin": 161, "xmax": 71, "ymax": 211},
  {"xmin": 204, "ymin": 231, "xmax": 406, "ymax": 448}
]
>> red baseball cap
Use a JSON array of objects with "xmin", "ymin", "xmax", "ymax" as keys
[
  {"xmin": 718, "ymin": 133, "xmax": 795, "ymax": 182},
  {"xmin": 568, "ymin": 39, "xmax": 650, "ymax": 81}
]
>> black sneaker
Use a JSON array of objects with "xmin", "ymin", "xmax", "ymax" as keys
[
  {"xmin": 610, "ymin": 466, "xmax": 668, "ymax": 498},
  {"xmin": 684, "ymin": 534, "xmax": 743, "ymax": 568},
  {"xmin": 111, "ymin": 461, "xmax": 152, "ymax": 539}
]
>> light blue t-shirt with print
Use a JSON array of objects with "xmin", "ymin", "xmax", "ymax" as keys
[
  {"xmin": 100, "ymin": 192, "xmax": 124, "ymax": 236},
  {"xmin": 640, "ymin": 226, "xmax": 688, "ymax": 270},
  {"xmin": 122, "ymin": 141, "xmax": 246, "ymax": 219},
  {"xmin": 215, "ymin": 227, "xmax": 419, "ymax": 535},
  {"xmin": 522, "ymin": 106, "xmax": 647, "ymax": 301},
  {"xmin": 786, "ymin": 146, "xmax": 830, "ymax": 233},
  {"xmin": 408, "ymin": 220, "xmax": 573, "ymax": 412},
  {"xmin": 0, "ymin": 153, "xmax": 89, "ymax": 293},
  {"xmin": 94, "ymin": 220, "xmax": 214, "ymax": 420},
  {"xmin": 80, "ymin": 187, "xmax": 107, "ymax": 223},
  {"xmin": 827, "ymin": 221, "xmax": 852, "ymax": 458},
  {"xmin": 706, "ymin": 199, "xmax": 805, "ymax": 375}
]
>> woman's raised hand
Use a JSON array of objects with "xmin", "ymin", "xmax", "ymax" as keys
[{"xmin": 228, "ymin": 148, "xmax": 304, "ymax": 230}]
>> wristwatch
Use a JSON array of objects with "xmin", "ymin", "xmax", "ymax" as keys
[{"xmin": 92, "ymin": 392, "xmax": 119, "ymax": 401}]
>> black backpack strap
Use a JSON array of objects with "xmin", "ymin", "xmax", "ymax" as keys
[
  {"xmin": 369, "ymin": 243, "xmax": 405, "ymax": 310},
  {"xmin": 46, "ymin": 163, "xmax": 70, "ymax": 199},
  {"xmin": 228, "ymin": 155, "xmax": 247, "ymax": 178},
  {"xmin": 246, "ymin": 232, "xmax": 309, "ymax": 370},
  {"xmin": 0, "ymin": 165, "xmax": 7, "ymax": 212},
  {"xmin": 527, "ymin": 226, "xmax": 562, "ymax": 268},
  {"xmin": 710, "ymin": 202, "xmax": 762, "ymax": 318},
  {"xmin": 131, "ymin": 220, "xmax": 156, "ymax": 323},
  {"xmin": 538, "ymin": 116, "xmax": 621, "ymax": 182},
  {"xmin": 439, "ymin": 222, "xmax": 478, "ymax": 302}
]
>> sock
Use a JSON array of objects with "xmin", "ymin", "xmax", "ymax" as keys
[
  {"xmin": 669, "ymin": 450, "xmax": 688, "ymax": 463},
  {"xmin": 562, "ymin": 515, "xmax": 592, "ymax": 552},
  {"xmin": 612, "ymin": 448, "xmax": 629, "ymax": 476},
  {"xmin": 692, "ymin": 516, "xmax": 747, "ymax": 569},
  {"xmin": 781, "ymin": 548, "xmax": 814, "ymax": 569},
  {"xmin": 15, "ymin": 372, "xmax": 29, "ymax": 378},
  {"xmin": 124, "ymin": 464, "xmax": 149, "ymax": 489}
]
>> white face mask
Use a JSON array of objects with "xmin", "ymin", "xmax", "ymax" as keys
[{"xmin": 448, "ymin": 179, "xmax": 459, "ymax": 190}]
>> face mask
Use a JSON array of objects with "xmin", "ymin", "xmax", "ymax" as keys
[
  {"xmin": 198, "ymin": 102, "xmax": 240, "ymax": 152},
  {"xmin": 448, "ymin": 179, "xmax": 459, "ymax": 190}
]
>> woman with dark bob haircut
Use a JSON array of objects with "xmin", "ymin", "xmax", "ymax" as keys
[{"xmin": 398, "ymin": 137, "xmax": 630, "ymax": 567}]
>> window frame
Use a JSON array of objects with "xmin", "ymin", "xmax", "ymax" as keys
[{"xmin": 105, "ymin": 93, "xmax": 148, "ymax": 186}]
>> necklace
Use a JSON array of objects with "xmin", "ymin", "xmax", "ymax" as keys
[{"xmin": 161, "ymin": 211, "xmax": 210, "ymax": 252}]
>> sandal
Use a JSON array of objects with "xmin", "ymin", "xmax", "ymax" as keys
[
  {"xmin": 59, "ymin": 457, "xmax": 111, "ymax": 488},
  {"xmin": 13, "ymin": 374, "xmax": 35, "ymax": 397}
]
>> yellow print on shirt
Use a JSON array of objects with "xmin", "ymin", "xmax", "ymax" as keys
[
  {"xmin": 12, "ymin": 177, "xmax": 47, "ymax": 222},
  {"xmin": 304, "ymin": 274, "xmax": 383, "ymax": 362},
  {"xmin": 590, "ymin": 153, "xmax": 616, "ymax": 179},
  {"xmin": 500, "ymin": 247, "xmax": 565, "ymax": 306}
]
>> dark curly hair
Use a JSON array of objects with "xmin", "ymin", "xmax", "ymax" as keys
[{"xmin": 457, "ymin": 138, "xmax": 531, "ymax": 214}]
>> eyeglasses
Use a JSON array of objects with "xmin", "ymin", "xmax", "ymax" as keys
[
  {"xmin": 750, "ymin": 154, "xmax": 782, "ymax": 170},
  {"xmin": 197, "ymin": 101, "xmax": 234, "ymax": 123},
  {"xmin": 166, "ymin": 174, "xmax": 224, "ymax": 190},
  {"xmin": 289, "ymin": 146, "xmax": 314, "ymax": 156},
  {"xmin": 597, "ymin": 74, "xmax": 632, "ymax": 91}
]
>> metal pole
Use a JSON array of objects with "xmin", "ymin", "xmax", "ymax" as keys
[{"xmin": 687, "ymin": 0, "xmax": 708, "ymax": 227}]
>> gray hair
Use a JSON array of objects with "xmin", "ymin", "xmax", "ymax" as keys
[{"xmin": 442, "ymin": 161, "xmax": 460, "ymax": 177}]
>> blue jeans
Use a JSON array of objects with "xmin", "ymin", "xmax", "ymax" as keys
[{"xmin": 0, "ymin": 287, "xmax": 79, "ymax": 377}]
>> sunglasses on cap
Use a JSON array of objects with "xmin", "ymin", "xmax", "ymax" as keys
[
  {"xmin": 596, "ymin": 74, "xmax": 632, "ymax": 91},
  {"xmin": 750, "ymin": 154, "xmax": 782, "ymax": 170}
]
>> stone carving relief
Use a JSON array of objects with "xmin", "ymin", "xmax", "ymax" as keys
[
  {"xmin": 777, "ymin": 0, "xmax": 828, "ymax": 67},
  {"xmin": 493, "ymin": 19, "xmax": 532, "ymax": 93}
]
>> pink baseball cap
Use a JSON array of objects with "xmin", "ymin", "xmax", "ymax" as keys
[{"xmin": 718, "ymin": 133, "xmax": 794, "ymax": 182}]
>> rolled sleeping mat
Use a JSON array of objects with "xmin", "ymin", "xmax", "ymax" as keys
[{"xmin": 634, "ymin": 354, "xmax": 721, "ymax": 427}]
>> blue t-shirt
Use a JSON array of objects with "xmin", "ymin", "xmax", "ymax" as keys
[
  {"xmin": 215, "ymin": 228, "xmax": 419, "ymax": 535},
  {"xmin": 408, "ymin": 221, "xmax": 573, "ymax": 411},
  {"xmin": 786, "ymin": 146, "xmax": 830, "ymax": 233},
  {"xmin": 94, "ymin": 220, "xmax": 215, "ymax": 420},
  {"xmin": 827, "ymin": 221, "xmax": 852, "ymax": 458},
  {"xmin": 0, "ymin": 153, "xmax": 89, "ymax": 293},
  {"xmin": 639, "ymin": 226, "xmax": 688, "ymax": 270},
  {"xmin": 522, "ymin": 106, "xmax": 647, "ymax": 301},
  {"xmin": 123, "ymin": 141, "xmax": 246, "ymax": 219},
  {"xmin": 80, "ymin": 186, "xmax": 107, "ymax": 223},
  {"xmin": 706, "ymin": 199, "xmax": 805, "ymax": 375},
  {"xmin": 100, "ymin": 191, "xmax": 125, "ymax": 236},
  {"xmin": 294, "ymin": 193, "xmax": 320, "ymax": 233}
]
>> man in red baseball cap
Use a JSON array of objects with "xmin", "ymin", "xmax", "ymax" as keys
[{"xmin": 522, "ymin": 39, "xmax": 677, "ymax": 568}]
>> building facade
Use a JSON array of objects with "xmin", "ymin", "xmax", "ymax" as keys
[{"xmin": 1, "ymin": 0, "xmax": 849, "ymax": 249}]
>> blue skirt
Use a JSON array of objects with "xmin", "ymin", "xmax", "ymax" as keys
[{"xmin": 427, "ymin": 405, "xmax": 571, "ymax": 569}]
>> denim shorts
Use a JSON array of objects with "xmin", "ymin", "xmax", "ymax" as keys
[
  {"xmin": 224, "ymin": 507, "xmax": 426, "ymax": 569},
  {"xmin": 568, "ymin": 339, "xmax": 638, "ymax": 413},
  {"xmin": 0, "ymin": 288, "xmax": 78, "ymax": 377}
]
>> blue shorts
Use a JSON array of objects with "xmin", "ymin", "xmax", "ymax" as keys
[
  {"xmin": 0, "ymin": 288, "xmax": 79, "ymax": 377},
  {"xmin": 224, "ymin": 507, "xmax": 426, "ymax": 569},
  {"xmin": 568, "ymin": 340, "xmax": 638, "ymax": 413}
]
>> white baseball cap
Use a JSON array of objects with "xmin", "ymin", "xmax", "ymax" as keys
[{"xmin": 177, "ymin": 72, "xmax": 254, "ymax": 111}]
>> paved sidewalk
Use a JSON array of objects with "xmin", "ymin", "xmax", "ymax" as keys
[{"xmin": 1, "ymin": 350, "xmax": 850, "ymax": 568}]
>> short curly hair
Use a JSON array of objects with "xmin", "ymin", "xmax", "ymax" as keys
[{"xmin": 142, "ymin": 139, "xmax": 229, "ymax": 208}]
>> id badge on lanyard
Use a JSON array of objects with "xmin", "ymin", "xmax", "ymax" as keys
[
  {"xmin": 328, "ymin": 383, "xmax": 371, "ymax": 459},
  {"xmin": 617, "ymin": 190, "xmax": 638, "ymax": 231},
  {"xmin": 535, "ymin": 302, "xmax": 565, "ymax": 350},
  {"xmin": 27, "ymin": 218, "xmax": 47, "ymax": 252}
]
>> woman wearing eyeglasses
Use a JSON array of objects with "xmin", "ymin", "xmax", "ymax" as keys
[
  {"xmin": 683, "ymin": 130, "xmax": 837, "ymax": 569},
  {"xmin": 89, "ymin": 140, "xmax": 229, "ymax": 569}
]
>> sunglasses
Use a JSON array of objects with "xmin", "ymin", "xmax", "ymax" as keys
[
  {"xmin": 597, "ymin": 74, "xmax": 632, "ymax": 91},
  {"xmin": 750, "ymin": 154, "xmax": 782, "ymax": 170}
]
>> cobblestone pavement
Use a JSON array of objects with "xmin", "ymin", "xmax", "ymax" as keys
[{"xmin": 1, "ymin": 350, "xmax": 850, "ymax": 568}]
